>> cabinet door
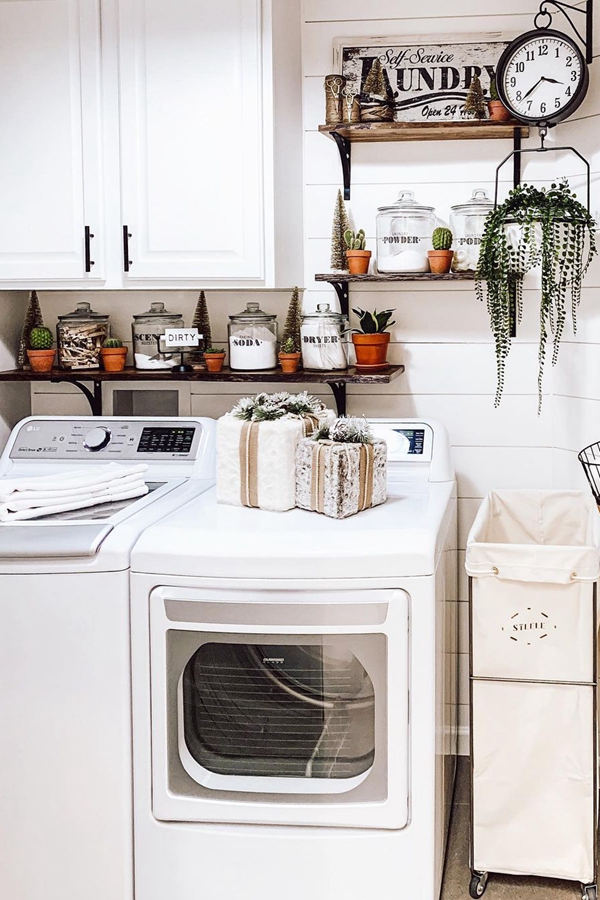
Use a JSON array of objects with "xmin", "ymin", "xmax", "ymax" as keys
[
  {"xmin": 118, "ymin": 0, "xmax": 265, "ymax": 283},
  {"xmin": 0, "ymin": 0, "xmax": 103, "ymax": 282}
]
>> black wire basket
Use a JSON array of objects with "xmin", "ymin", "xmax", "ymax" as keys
[{"xmin": 578, "ymin": 442, "xmax": 600, "ymax": 504}]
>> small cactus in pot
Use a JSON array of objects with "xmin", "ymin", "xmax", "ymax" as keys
[
  {"xmin": 344, "ymin": 228, "xmax": 371, "ymax": 275},
  {"xmin": 100, "ymin": 336, "xmax": 128, "ymax": 372},
  {"xmin": 278, "ymin": 336, "xmax": 302, "ymax": 374},
  {"xmin": 428, "ymin": 227, "xmax": 455, "ymax": 274},
  {"xmin": 488, "ymin": 76, "xmax": 512, "ymax": 122},
  {"xmin": 27, "ymin": 326, "xmax": 55, "ymax": 372},
  {"xmin": 204, "ymin": 347, "xmax": 226, "ymax": 373}
]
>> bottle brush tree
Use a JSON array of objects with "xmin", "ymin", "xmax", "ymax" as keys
[
  {"xmin": 189, "ymin": 290, "xmax": 212, "ymax": 363},
  {"xmin": 18, "ymin": 290, "xmax": 44, "ymax": 369},
  {"xmin": 281, "ymin": 286, "xmax": 302, "ymax": 353},
  {"xmin": 463, "ymin": 74, "xmax": 487, "ymax": 119},
  {"xmin": 362, "ymin": 58, "xmax": 394, "ymax": 102},
  {"xmin": 330, "ymin": 189, "xmax": 350, "ymax": 270}
]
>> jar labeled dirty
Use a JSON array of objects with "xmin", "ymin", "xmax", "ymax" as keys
[
  {"xmin": 450, "ymin": 188, "xmax": 494, "ymax": 272},
  {"xmin": 228, "ymin": 302, "xmax": 277, "ymax": 371},
  {"xmin": 57, "ymin": 302, "xmax": 109, "ymax": 370},
  {"xmin": 301, "ymin": 303, "xmax": 348, "ymax": 371},
  {"xmin": 132, "ymin": 302, "xmax": 184, "ymax": 370},
  {"xmin": 376, "ymin": 190, "xmax": 438, "ymax": 273}
]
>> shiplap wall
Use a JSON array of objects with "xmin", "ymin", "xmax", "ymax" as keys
[{"xmin": 0, "ymin": 292, "xmax": 33, "ymax": 445}]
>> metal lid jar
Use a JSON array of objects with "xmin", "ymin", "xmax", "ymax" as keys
[
  {"xmin": 132, "ymin": 301, "xmax": 184, "ymax": 370},
  {"xmin": 300, "ymin": 302, "xmax": 348, "ymax": 371},
  {"xmin": 228, "ymin": 302, "xmax": 277, "ymax": 371},
  {"xmin": 450, "ymin": 188, "xmax": 494, "ymax": 272},
  {"xmin": 376, "ymin": 190, "xmax": 437, "ymax": 273},
  {"xmin": 57, "ymin": 301, "xmax": 109, "ymax": 370}
]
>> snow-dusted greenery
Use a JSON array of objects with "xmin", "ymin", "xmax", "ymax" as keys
[
  {"xmin": 313, "ymin": 416, "xmax": 373, "ymax": 444},
  {"xmin": 231, "ymin": 391, "xmax": 324, "ymax": 422}
]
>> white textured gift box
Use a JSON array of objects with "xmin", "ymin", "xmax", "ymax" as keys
[
  {"xmin": 295, "ymin": 438, "xmax": 387, "ymax": 519},
  {"xmin": 217, "ymin": 412, "xmax": 332, "ymax": 512}
]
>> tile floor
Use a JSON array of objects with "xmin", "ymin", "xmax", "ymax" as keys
[{"xmin": 441, "ymin": 758, "xmax": 586, "ymax": 899}]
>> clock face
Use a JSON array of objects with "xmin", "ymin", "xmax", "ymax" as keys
[{"xmin": 496, "ymin": 29, "xmax": 588, "ymax": 125}]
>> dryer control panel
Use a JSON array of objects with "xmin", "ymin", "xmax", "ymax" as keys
[{"xmin": 9, "ymin": 418, "xmax": 203, "ymax": 460}]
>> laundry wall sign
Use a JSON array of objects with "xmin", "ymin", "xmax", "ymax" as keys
[{"xmin": 333, "ymin": 34, "xmax": 510, "ymax": 122}]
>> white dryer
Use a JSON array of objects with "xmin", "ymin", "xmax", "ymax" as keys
[
  {"xmin": 0, "ymin": 416, "xmax": 216, "ymax": 900},
  {"xmin": 130, "ymin": 419, "xmax": 458, "ymax": 900}
]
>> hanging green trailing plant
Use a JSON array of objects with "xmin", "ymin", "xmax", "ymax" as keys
[{"xmin": 476, "ymin": 181, "xmax": 597, "ymax": 412}]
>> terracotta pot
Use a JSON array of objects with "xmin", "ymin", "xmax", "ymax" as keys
[
  {"xmin": 427, "ymin": 249, "xmax": 454, "ymax": 274},
  {"xmin": 205, "ymin": 352, "xmax": 226, "ymax": 373},
  {"xmin": 488, "ymin": 100, "xmax": 512, "ymax": 123},
  {"xmin": 352, "ymin": 332, "xmax": 390, "ymax": 369},
  {"xmin": 26, "ymin": 349, "xmax": 55, "ymax": 373},
  {"xmin": 346, "ymin": 250, "xmax": 371, "ymax": 275},
  {"xmin": 278, "ymin": 351, "xmax": 301, "ymax": 374},
  {"xmin": 100, "ymin": 347, "xmax": 128, "ymax": 372}
]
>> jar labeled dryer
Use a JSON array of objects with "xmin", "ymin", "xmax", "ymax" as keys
[
  {"xmin": 57, "ymin": 302, "xmax": 109, "ymax": 370},
  {"xmin": 450, "ymin": 188, "xmax": 494, "ymax": 272},
  {"xmin": 228, "ymin": 302, "xmax": 277, "ymax": 371},
  {"xmin": 301, "ymin": 303, "xmax": 348, "ymax": 371},
  {"xmin": 376, "ymin": 190, "xmax": 438, "ymax": 273},
  {"xmin": 132, "ymin": 302, "xmax": 184, "ymax": 370}
]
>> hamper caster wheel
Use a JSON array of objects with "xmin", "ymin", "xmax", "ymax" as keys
[
  {"xmin": 582, "ymin": 884, "xmax": 597, "ymax": 900},
  {"xmin": 469, "ymin": 871, "xmax": 488, "ymax": 898}
]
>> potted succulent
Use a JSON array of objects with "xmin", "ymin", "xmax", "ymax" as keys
[
  {"xmin": 100, "ymin": 338, "xmax": 128, "ymax": 372},
  {"xmin": 26, "ymin": 326, "xmax": 55, "ymax": 372},
  {"xmin": 351, "ymin": 307, "xmax": 396, "ymax": 369},
  {"xmin": 344, "ymin": 228, "xmax": 371, "ymax": 275},
  {"xmin": 204, "ymin": 347, "xmax": 226, "ymax": 372},
  {"xmin": 278, "ymin": 337, "xmax": 301, "ymax": 374},
  {"xmin": 488, "ymin": 76, "xmax": 512, "ymax": 122},
  {"xmin": 428, "ymin": 227, "xmax": 454, "ymax": 274}
]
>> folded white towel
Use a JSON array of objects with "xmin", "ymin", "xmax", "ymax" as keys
[{"xmin": 0, "ymin": 463, "xmax": 150, "ymax": 522}]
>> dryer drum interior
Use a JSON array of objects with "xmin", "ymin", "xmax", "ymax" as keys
[{"xmin": 181, "ymin": 642, "xmax": 376, "ymax": 779}]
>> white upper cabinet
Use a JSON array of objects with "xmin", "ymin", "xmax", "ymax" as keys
[
  {"xmin": 117, "ymin": 0, "xmax": 268, "ymax": 284},
  {"xmin": 0, "ymin": 0, "xmax": 103, "ymax": 283}
]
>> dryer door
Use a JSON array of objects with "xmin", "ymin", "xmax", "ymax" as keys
[{"xmin": 149, "ymin": 587, "xmax": 409, "ymax": 829}]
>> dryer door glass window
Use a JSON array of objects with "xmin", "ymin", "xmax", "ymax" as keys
[{"xmin": 181, "ymin": 642, "xmax": 375, "ymax": 779}]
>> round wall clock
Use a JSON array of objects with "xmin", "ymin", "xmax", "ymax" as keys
[{"xmin": 495, "ymin": 28, "xmax": 589, "ymax": 126}]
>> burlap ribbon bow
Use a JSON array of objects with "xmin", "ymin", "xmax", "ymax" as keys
[
  {"xmin": 309, "ymin": 440, "xmax": 374, "ymax": 514},
  {"xmin": 239, "ymin": 414, "xmax": 320, "ymax": 508}
]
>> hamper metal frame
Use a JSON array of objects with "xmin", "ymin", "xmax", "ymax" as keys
[{"xmin": 467, "ymin": 577, "xmax": 598, "ymax": 900}]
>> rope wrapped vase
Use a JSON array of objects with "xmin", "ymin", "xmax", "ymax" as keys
[
  {"xmin": 216, "ymin": 391, "xmax": 335, "ymax": 512},
  {"xmin": 296, "ymin": 417, "xmax": 387, "ymax": 519}
]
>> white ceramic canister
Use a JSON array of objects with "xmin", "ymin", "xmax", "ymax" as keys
[
  {"xmin": 132, "ymin": 302, "xmax": 184, "ymax": 370},
  {"xmin": 376, "ymin": 190, "xmax": 438, "ymax": 273},
  {"xmin": 450, "ymin": 188, "xmax": 494, "ymax": 272},
  {"xmin": 300, "ymin": 303, "xmax": 348, "ymax": 371},
  {"xmin": 228, "ymin": 302, "xmax": 278, "ymax": 371}
]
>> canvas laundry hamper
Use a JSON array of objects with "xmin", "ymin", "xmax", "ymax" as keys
[{"xmin": 465, "ymin": 490, "xmax": 600, "ymax": 900}]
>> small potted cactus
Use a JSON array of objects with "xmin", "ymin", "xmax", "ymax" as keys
[
  {"xmin": 351, "ymin": 307, "xmax": 396, "ymax": 369},
  {"xmin": 100, "ymin": 338, "xmax": 128, "ymax": 372},
  {"xmin": 278, "ymin": 336, "xmax": 301, "ymax": 374},
  {"xmin": 488, "ymin": 76, "xmax": 512, "ymax": 123},
  {"xmin": 428, "ymin": 227, "xmax": 454, "ymax": 274},
  {"xmin": 344, "ymin": 228, "xmax": 371, "ymax": 275},
  {"xmin": 204, "ymin": 347, "xmax": 226, "ymax": 373},
  {"xmin": 27, "ymin": 326, "xmax": 55, "ymax": 372}
]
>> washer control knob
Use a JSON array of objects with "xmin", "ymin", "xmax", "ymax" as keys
[{"xmin": 83, "ymin": 426, "xmax": 111, "ymax": 452}]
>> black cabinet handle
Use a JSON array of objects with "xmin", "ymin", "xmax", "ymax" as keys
[
  {"xmin": 84, "ymin": 225, "xmax": 95, "ymax": 272},
  {"xmin": 123, "ymin": 225, "xmax": 132, "ymax": 272}
]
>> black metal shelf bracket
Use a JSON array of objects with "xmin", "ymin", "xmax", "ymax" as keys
[
  {"xmin": 51, "ymin": 378, "xmax": 103, "ymax": 416},
  {"xmin": 329, "ymin": 280, "xmax": 350, "ymax": 317},
  {"xmin": 331, "ymin": 132, "xmax": 352, "ymax": 200},
  {"xmin": 328, "ymin": 382, "xmax": 347, "ymax": 416},
  {"xmin": 534, "ymin": 0, "xmax": 594, "ymax": 64}
]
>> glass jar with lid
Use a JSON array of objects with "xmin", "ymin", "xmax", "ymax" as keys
[
  {"xmin": 132, "ymin": 301, "xmax": 184, "ymax": 370},
  {"xmin": 228, "ymin": 302, "xmax": 277, "ymax": 371},
  {"xmin": 57, "ymin": 301, "xmax": 109, "ymax": 370},
  {"xmin": 376, "ymin": 190, "xmax": 438, "ymax": 273},
  {"xmin": 300, "ymin": 302, "xmax": 348, "ymax": 371},
  {"xmin": 450, "ymin": 188, "xmax": 494, "ymax": 272}
]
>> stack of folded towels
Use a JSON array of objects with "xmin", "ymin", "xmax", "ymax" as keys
[{"xmin": 0, "ymin": 463, "xmax": 149, "ymax": 522}]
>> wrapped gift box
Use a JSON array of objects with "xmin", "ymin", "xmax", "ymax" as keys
[
  {"xmin": 217, "ymin": 392, "xmax": 334, "ymax": 512},
  {"xmin": 296, "ymin": 436, "xmax": 387, "ymax": 519}
]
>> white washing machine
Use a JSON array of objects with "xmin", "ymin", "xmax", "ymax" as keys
[
  {"xmin": 130, "ymin": 418, "xmax": 458, "ymax": 900},
  {"xmin": 0, "ymin": 416, "xmax": 216, "ymax": 900}
]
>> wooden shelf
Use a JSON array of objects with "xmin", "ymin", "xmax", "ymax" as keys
[
  {"xmin": 0, "ymin": 365, "xmax": 405, "ymax": 417},
  {"xmin": 318, "ymin": 121, "xmax": 529, "ymax": 143},
  {"xmin": 315, "ymin": 272, "xmax": 475, "ymax": 283}
]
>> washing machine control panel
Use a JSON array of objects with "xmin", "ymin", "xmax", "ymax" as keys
[{"xmin": 9, "ymin": 419, "xmax": 203, "ymax": 460}]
